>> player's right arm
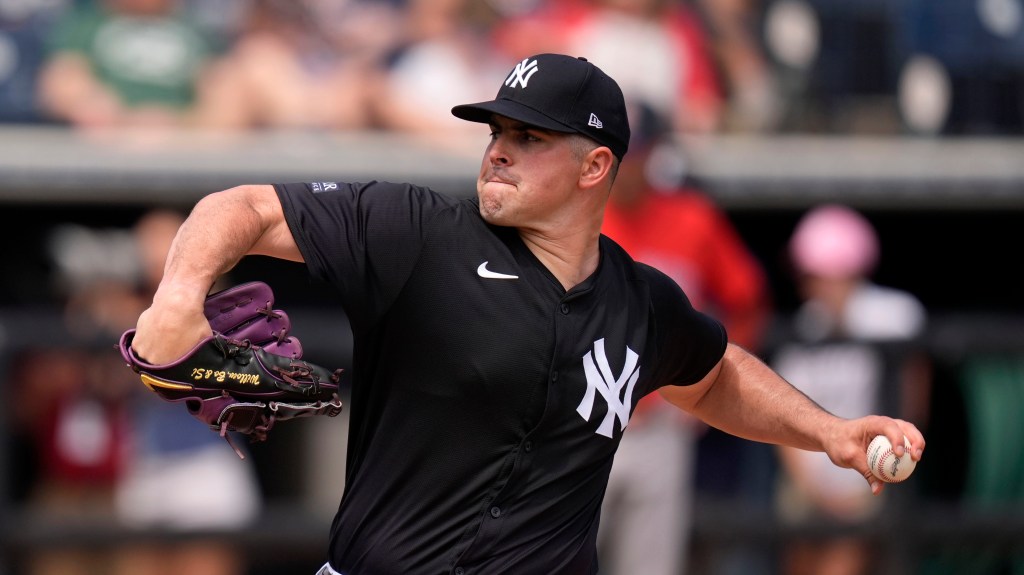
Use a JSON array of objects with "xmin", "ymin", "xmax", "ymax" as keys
[
  {"xmin": 660, "ymin": 343, "xmax": 925, "ymax": 494},
  {"xmin": 132, "ymin": 184, "xmax": 300, "ymax": 364}
]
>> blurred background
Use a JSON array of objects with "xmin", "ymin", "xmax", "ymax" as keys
[{"xmin": 0, "ymin": 0, "xmax": 1022, "ymax": 574}]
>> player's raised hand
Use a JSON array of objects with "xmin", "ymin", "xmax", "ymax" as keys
[
  {"xmin": 131, "ymin": 285, "xmax": 213, "ymax": 365},
  {"xmin": 822, "ymin": 415, "xmax": 925, "ymax": 495}
]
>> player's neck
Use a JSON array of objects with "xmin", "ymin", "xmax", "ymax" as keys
[{"xmin": 519, "ymin": 228, "xmax": 600, "ymax": 291}]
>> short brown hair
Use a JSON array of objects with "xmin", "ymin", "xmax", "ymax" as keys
[{"xmin": 568, "ymin": 134, "xmax": 620, "ymax": 182}]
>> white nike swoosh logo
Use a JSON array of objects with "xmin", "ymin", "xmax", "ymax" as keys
[{"xmin": 477, "ymin": 261, "xmax": 519, "ymax": 280}]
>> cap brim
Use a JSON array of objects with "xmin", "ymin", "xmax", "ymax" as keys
[{"xmin": 451, "ymin": 99, "xmax": 577, "ymax": 134}]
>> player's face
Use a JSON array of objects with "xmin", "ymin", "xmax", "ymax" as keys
[{"xmin": 477, "ymin": 116, "xmax": 582, "ymax": 227}]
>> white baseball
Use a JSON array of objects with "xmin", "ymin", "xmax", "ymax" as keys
[{"xmin": 866, "ymin": 435, "xmax": 916, "ymax": 483}]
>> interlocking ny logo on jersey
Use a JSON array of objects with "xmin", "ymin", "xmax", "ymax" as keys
[
  {"xmin": 505, "ymin": 58, "xmax": 540, "ymax": 89},
  {"xmin": 577, "ymin": 339, "xmax": 640, "ymax": 438}
]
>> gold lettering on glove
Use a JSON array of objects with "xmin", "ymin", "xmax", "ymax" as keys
[
  {"xmin": 227, "ymin": 372, "xmax": 260, "ymax": 385},
  {"xmin": 190, "ymin": 368, "xmax": 260, "ymax": 386}
]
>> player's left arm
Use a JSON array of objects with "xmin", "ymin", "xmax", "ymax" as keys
[
  {"xmin": 132, "ymin": 185, "xmax": 300, "ymax": 365},
  {"xmin": 659, "ymin": 343, "xmax": 926, "ymax": 494}
]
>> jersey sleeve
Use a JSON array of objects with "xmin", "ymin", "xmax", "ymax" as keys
[
  {"xmin": 643, "ymin": 263, "xmax": 729, "ymax": 387},
  {"xmin": 274, "ymin": 181, "xmax": 457, "ymax": 326}
]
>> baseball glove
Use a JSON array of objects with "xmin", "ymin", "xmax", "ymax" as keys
[{"xmin": 118, "ymin": 281, "xmax": 343, "ymax": 458}]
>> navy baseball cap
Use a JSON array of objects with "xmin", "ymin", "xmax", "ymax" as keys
[{"xmin": 452, "ymin": 53, "xmax": 631, "ymax": 160}]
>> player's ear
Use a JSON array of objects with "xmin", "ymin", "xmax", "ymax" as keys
[{"xmin": 579, "ymin": 146, "xmax": 615, "ymax": 191}]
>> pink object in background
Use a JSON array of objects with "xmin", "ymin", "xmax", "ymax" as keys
[{"xmin": 789, "ymin": 204, "xmax": 879, "ymax": 278}]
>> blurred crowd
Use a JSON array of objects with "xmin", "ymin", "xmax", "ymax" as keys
[
  {"xmin": 1, "ymin": 0, "xmax": 1023, "ymax": 138},
  {"xmin": 8, "ymin": 209, "xmax": 264, "ymax": 575}
]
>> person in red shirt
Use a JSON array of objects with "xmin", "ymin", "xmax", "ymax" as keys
[{"xmin": 598, "ymin": 100, "xmax": 771, "ymax": 574}]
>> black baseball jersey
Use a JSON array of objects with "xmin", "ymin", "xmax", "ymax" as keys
[{"xmin": 275, "ymin": 181, "xmax": 727, "ymax": 575}]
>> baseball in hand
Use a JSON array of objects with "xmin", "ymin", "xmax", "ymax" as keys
[{"xmin": 867, "ymin": 435, "xmax": 917, "ymax": 483}]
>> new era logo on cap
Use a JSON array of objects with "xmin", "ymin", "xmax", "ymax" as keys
[{"xmin": 451, "ymin": 53, "xmax": 630, "ymax": 160}]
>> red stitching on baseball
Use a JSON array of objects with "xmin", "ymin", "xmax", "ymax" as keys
[{"xmin": 876, "ymin": 448, "xmax": 907, "ymax": 482}]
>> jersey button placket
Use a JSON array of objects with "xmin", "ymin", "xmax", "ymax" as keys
[{"xmin": 560, "ymin": 302, "xmax": 570, "ymax": 315}]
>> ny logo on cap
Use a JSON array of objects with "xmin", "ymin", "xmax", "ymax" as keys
[{"xmin": 505, "ymin": 58, "xmax": 540, "ymax": 89}]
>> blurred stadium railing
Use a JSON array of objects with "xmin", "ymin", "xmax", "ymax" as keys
[{"xmin": 1, "ymin": 126, "xmax": 1023, "ymax": 208}]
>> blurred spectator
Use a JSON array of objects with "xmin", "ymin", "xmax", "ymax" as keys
[
  {"xmin": 111, "ymin": 209, "xmax": 260, "ymax": 575},
  {"xmin": 10, "ymin": 223, "xmax": 149, "ymax": 575},
  {"xmin": 370, "ymin": 0, "xmax": 507, "ymax": 147},
  {"xmin": 597, "ymin": 100, "xmax": 771, "ymax": 574},
  {"xmin": 14, "ymin": 347, "xmax": 136, "ymax": 575},
  {"xmin": 198, "ymin": 0, "xmax": 398, "ymax": 130},
  {"xmin": 494, "ymin": 0, "xmax": 726, "ymax": 134},
  {"xmin": 691, "ymin": 0, "xmax": 782, "ymax": 131},
  {"xmin": 894, "ymin": 0, "xmax": 1024, "ymax": 135},
  {"xmin": 10, "ymin": 210, "xmax": 262, "ymax": 575},
  {"xmin": 757, "ymin": 0, "xmax": 1024, "ymax": 135},
  {"xmin": 770, "ymin": 204, "xmax": 931, "ymax": 575},
  {"xmin": 180, "ymin": 0, "xmax": 249, "ymax": 52},
  {"xmin": 34, "ymin": 0, "xmax": 236, "ymax": 131},
  {"xmin": 0, "ymin": 0, "xmax": 70, "ymax": 123},
  {"xmin": 760, "ymin": 0, "xmax": 917, "ymax": 134}
]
